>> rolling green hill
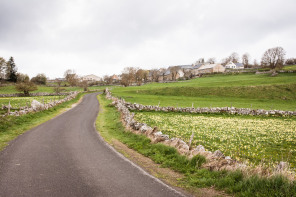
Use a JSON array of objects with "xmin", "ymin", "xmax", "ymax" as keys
[{"xmin": 111, "ymin": 73, "xmax": 296, "ymax": 111}]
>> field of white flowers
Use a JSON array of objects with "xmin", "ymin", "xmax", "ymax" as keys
[
  {"xmin": 135, "ymin": 112, "xmax": 296, "ymax": 170},
  {"xmin": 0, "ymin": 95, "xmax": 67, "ymax": 109}
]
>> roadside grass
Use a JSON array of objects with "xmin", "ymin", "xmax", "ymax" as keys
[
  {"xmin": 111, "ymin": 73, "xmax": 296, "ymax": 111},
  {"xmin": 0, "ymin": 92, "xmax": 86, "ymax": 151},
  {"xmin": 96, "ymin": 94, "xmax": 296, "ymax": 196}
]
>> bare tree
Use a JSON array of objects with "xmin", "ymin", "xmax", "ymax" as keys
[
  {"xmin": 261, "ymin": 47, "xmax": 286, "ymax": 69},
  {"xmin": 230, "ymin": 52, "xmax": 239, "ymax": 63},
  {"xmin": 120, "ymin": 67, "xmax": 137, "ymax": 86},
  {"xmin": 285, "ymin": 58, "xmax": 296, "ymax": 65},
  {"xmin": 142, "ymin": 70, "xmax": 149, "ymax": 83},
  {"xmin": 79, "ymin": 80, "xmax": 89, "ymax": 91},
  {"xmin": 170, "ymin": 66, "xmax": 180, "ymax": 81},
  {"xmin": 150, "ymin": 69, "xmax": 159, "ymax": 82},
  {"xmin": 242, "ymin": 53, "xmax": 250, "ymax": 68},
  {"xmin": 64, "ymin": 69, "xmax": 79, "ymax": 86},
  {"xmin": 135, "ymin": 69, "xmax": 145, "ymax": 85},
  {"xmin": 206, "ymin": 57, "xmax": 216, "ymax": 64},
  {"xmin": 253, "ymin": 59, "xmax": 258, "ymax": 67},
  {"xmin": 103, "ymin": 75, "xmax": 112, "ymax": 85},
  {"xmin": 0, "ymin": 57, "xmax": 6, "ymax": 81}
]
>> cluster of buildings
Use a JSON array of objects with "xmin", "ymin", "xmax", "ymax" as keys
[
  {"xmin": 147, "ymin": 61, "xmax": 244, "ymax": 82},
  {"xmin": 49, "ymin": 61, "xmax": 245, "ymax": 85}
]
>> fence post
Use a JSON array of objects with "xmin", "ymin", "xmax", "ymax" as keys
[
  {"xmin": 188, "ymin": 131, "xmax": 195, "ymax": 150},
  {"xmin": 8, "ymin": 100, "xmax": 11, "ymax": 113}
]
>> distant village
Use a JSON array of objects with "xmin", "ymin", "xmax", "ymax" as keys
[
  {"xmin": 48, "ymin": 60, "xmax": 247, "ymax": 86},
  {"xmin": 48, "ymin": 60, "xmax": 248, "ymax": 87}
]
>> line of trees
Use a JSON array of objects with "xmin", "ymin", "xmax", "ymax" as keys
[{"xmin": 201, "ymin": 46, "xmax": 291, "ymax": 70}]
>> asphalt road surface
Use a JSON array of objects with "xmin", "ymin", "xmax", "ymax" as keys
[{"xmin": 0, "ymin": 93, "xmax": 185, "ymax": 197}]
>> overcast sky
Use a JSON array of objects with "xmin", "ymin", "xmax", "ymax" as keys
[{"xmin": 0, "ymin": 0, "xmax": 295, "ymax": 78}]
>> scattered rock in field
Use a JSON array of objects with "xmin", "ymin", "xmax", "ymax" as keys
[
  {"xmin": 31, "ymin": 100, "xmax": 45, "ymax": 111},
  {"xmin": 195, "ymin": 145, "xmax": 205, "ymax": 152},
  {"xmin": 213, "ymin": 150, "xmax": 224, "ymax": 158},
  {"xmin": 225, "ymin": 156, "xmax": 231, "ymax": 160},
  {"xmin": 276, "ymin": 161, "xmax": 289, "ymax": 171}
]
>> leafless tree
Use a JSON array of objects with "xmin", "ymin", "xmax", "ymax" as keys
[
  {"xmin": 0, "ymin": 57, "xmax": 6, "ymax": 80},
  {"xmin": 120, "ymin": 67, "xmax": 137, "ymax": 86},
  {"xmin": 253, "ymin": 59, "xmax": 258, "ymax": 67},
  {"xmin": 150, "ymin": 69, "xmax": 159, "ymax": 82},
  {"xmin": 135, "ymin": 69, "xmax": 145, "ymax": 85},
  {"xmin": 64, "ymin": 69, "xmax": 79, "ymax": 86},
  {"xmin": 206, "ymin": 57, "xmax": 216, "ymax": 64},
  {"xmin": 242, "ymin": 53, "xmax": 250, "ymax": 68},
  {"xmin": 103, "ymin": 75, "xmax": 112, "ymax": 85},
  {"xmin": 285, "ymin": 58, "xmax": 296, "ymax": 65},
  {"xmin": 142, "ymin": 70, "xmax": 149, "ymax": 83},
  {"xmin": 170, "ymin": 66, "xmax": 180, "ymax": 81},
  {"xmin": 261, "ymin": 47, "xmax": 286, "ymax": 69},
  {"xmin": 230, "ymin": 52, "xmax": 240, "ymax": 63},
  {"xmin": 79, "ymin": 80, "xmax": 89, "ymax": 91}
]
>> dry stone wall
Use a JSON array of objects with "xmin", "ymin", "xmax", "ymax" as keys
[
  {"xmin": 105, "ymin": 88, "xmax": 291, "ymax": 174},
  {"xmin": 124, "ymin": 102, "xmax": 296, "ymax": 117},
  {"xmin": 0, "ymin": 92, "xmax": 71, "ymax": 98},
  {"xmin": 3, "ymin": 92, "xmax": 78, "ymax": 117}
]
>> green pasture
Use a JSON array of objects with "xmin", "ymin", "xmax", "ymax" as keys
[
  {"xmin": 283, "ymin": 65, "xmax": 296, "ymax": 71},
  {"xmin": 134, "ymin": 111, "xmax": 296, "ymax": 170},
  {"xmin": 111, "ymin": 73, "xmax": 296, "ymax": 111},
  {"xmin": 0, "ymin": 85, "xmax": 105, "ymax": 94},
  {"xmin": 0, "ymin": 95, "xmax": 68, "ymax": 111}
]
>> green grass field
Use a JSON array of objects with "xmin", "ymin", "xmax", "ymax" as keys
[
  {"xmin": 0, "ymin": 85, "xmax": 106, "ymax": 94},
  {"xmin": 111, "ymin": 73, "xmax": 296, "ymax": 111},
  {"xmin": 0, "ymin": 95, "xmax": 69, "ymax": 115},
  {"xmin": 283, "ymin": 65, "xmax": 296, "ymax": 71},
  {"xmin": 134, "ymin": 111, "xmax": 296, "ymax": 170}
]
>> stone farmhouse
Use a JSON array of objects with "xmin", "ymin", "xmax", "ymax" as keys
[{"xmin": 197, "ymin": 63, "xmax": 226, "ymax": 73}]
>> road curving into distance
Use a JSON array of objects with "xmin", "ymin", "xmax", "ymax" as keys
[{"xmin": 0, "ymin": 93, "xmax": 185, "ymax": 197}]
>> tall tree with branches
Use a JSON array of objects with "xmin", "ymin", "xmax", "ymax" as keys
[
  {"xmin": 261, "ymin": 47, "xmax": 286, "ymax": 69},
  {"xmin": 6, "ymin": 57, "xmax": 17, "ymax": 82}
]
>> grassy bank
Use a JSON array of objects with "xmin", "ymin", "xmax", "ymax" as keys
[
  {"xmin": 0, "ymin": 92, "xmax": 86, "ymax": 151},
  {"xmin": 96, "ymin": 94, "xmax": 296, "ymax": 196},
  {"xmin": 111, "ymin": 73, "xmax": 296, "ymax": 111}
]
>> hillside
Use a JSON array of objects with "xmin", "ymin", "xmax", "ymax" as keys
[{"xmin": 112, "ymin": 73, "xmax": 296, "ymax": 111}]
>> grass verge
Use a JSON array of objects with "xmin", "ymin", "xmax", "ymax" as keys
[
  {"xmin": 0, "ymin": 92, "xmax": 86, "ymax": 151},
  {"xmin": 96, "ymin": 94, "xmax": 296, "ymax": 196}
]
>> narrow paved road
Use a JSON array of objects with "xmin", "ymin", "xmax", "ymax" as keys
[{"xmin": 0, "ymin": 93, "xmax": 185, "ymax": 197}]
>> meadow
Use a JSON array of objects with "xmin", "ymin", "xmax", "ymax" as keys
[
  {"xmin": 0, "ymin": 85, "xmax": 104, "ymax": 94},
  {"xmin": 111, "ymin": 73, "xmax": 296, "ymax": 111},
  {"xmin": 134, "ymin": 111, "xmax": 296, "ymax": 170},
  {"xmin": 0, "ymin": 95, "xmax": 67, "ymax": 109}
]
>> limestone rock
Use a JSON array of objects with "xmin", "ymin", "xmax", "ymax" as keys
[{"xmin": 213, "ymin": 150, "xmax": 224, "ymax": 158}]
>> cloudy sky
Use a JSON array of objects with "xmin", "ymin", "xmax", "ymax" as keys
[{"xmin": 0, "ymin": 0, "xmax": 295, "ymax": 78}]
